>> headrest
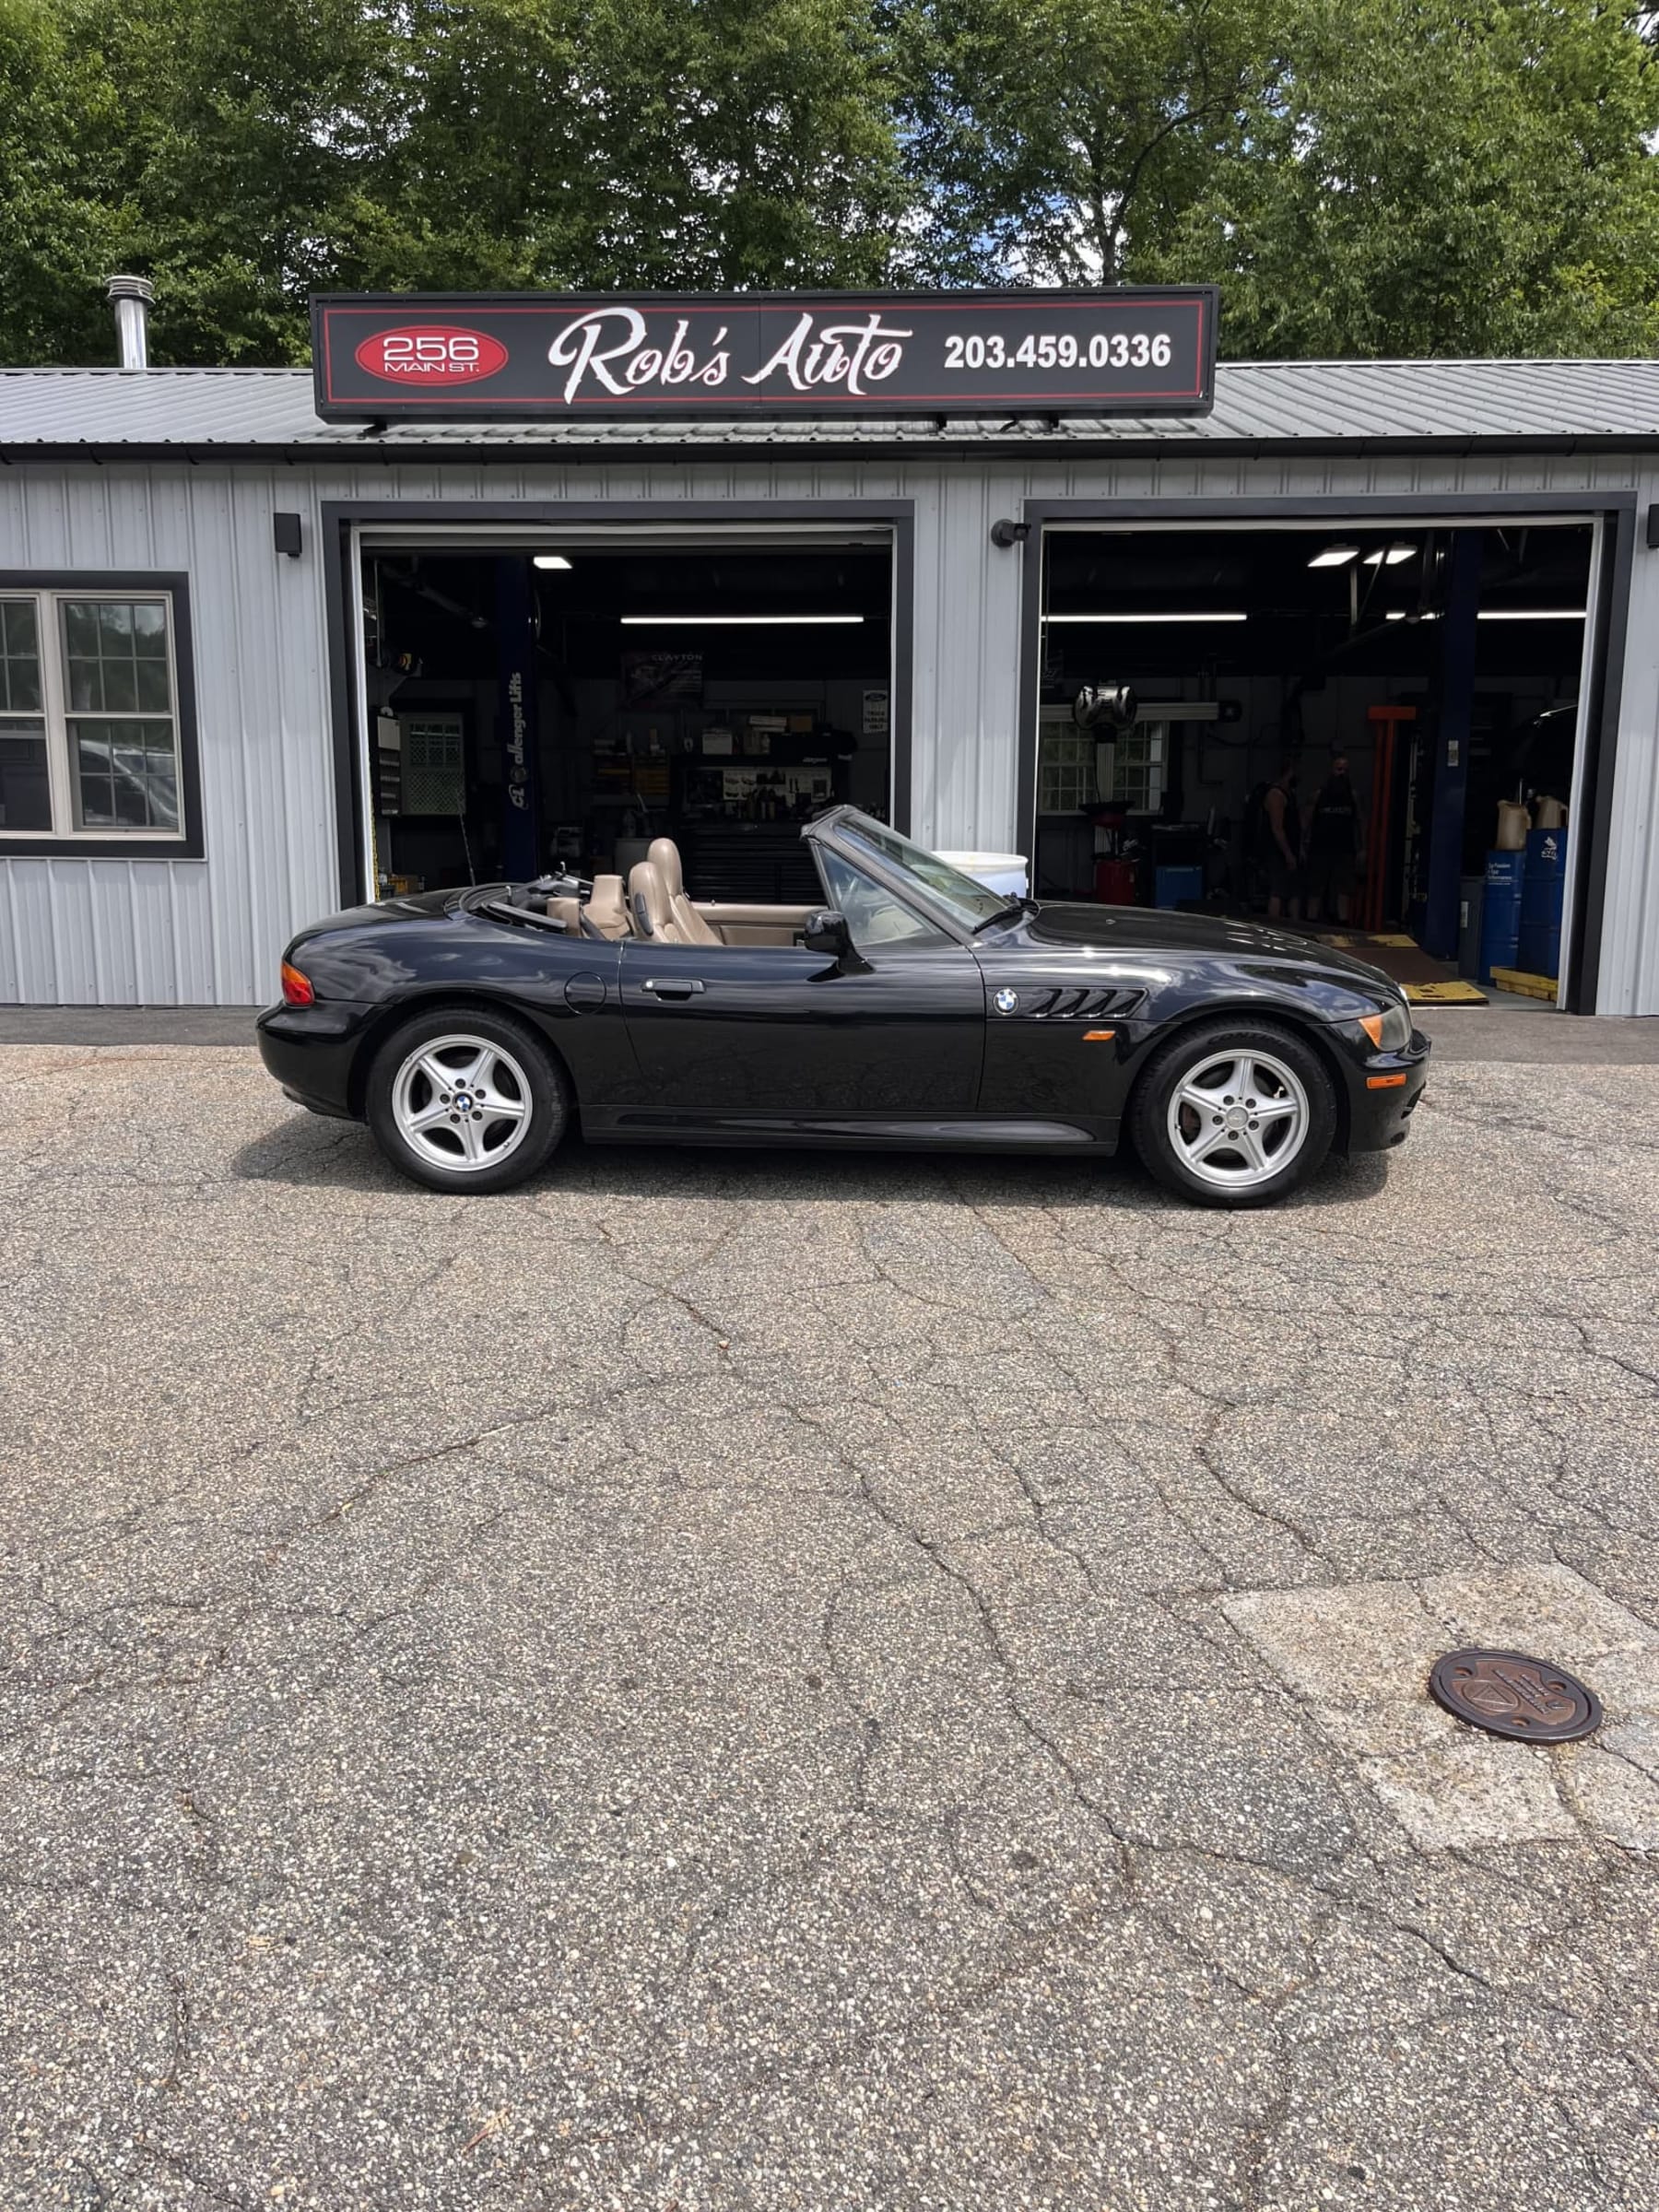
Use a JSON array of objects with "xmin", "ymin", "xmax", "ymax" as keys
[
  {"xmin": 647, "ymin": 837, "xmax": 684, "ymax": 899},
  {"xmin": 585, "ymin": 874, "xmax": 629, "ymax": 939},
  {"xmin": 629, "ymin": 859, "xmax": 676, "ymax": 939},
  {"xmin": 546, "ymin": 896, "xmax": 581, "ymax": 929}
]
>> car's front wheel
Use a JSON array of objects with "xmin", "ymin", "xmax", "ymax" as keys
[
  {"xmin": 1128, "ymin": 1019, "xmax": 1335, "ymax": 1207},
  {"xmin": 365, "ymin": 1007, "xmax": 569, "ymax": 1193}
]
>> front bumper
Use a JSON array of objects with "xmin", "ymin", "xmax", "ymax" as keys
[
  {"xmin": 1340, "ymin": 1025, "xmax": 1431, "ymax": 1152},
  {"xmin": 255, "ymin": 1001, "xmax": 377, "ymax": 1118}
]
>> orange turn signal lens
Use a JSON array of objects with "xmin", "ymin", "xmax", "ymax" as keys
[
  {"xmin": 1366, "ymin": 1073, "xmax": 1407, "ymax": 1089},
  {"xmin": 1358, "ymin": 1013, "xmax": 1385, "ymax": 1048},
  {"xmin": 1083, "ymin": 1029, "xmax": 1116, "ymax": 1041},
  {"xmin": 280, "ymin": 959, "xmax": 314, "ymax": 1008}
]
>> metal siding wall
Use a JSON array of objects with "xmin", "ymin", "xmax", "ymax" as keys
[{"xmin": 1, "ymin": 446, "xmax": 1653, "ymax": 1006}]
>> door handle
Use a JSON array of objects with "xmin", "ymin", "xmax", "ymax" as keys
[{"xmin": 641, "ymin": 977, "xmax": 705, "ymax": 998}]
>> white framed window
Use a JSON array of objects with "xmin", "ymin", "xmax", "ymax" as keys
[{"xmin": 0, "ymin": 585, "xmax": 193, "ymax": 848}]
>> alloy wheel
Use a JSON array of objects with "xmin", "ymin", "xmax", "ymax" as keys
[
  {"xmin": 390, "ymin": 1032, "xmax": 535, "ymax": 1173},
  {"xmin": 1165, "ymin": 1047, "xmax": 1310, "ymax": 1191}
]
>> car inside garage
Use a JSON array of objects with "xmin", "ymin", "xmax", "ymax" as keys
[{"xmin": 1033, "ymin": 520, "xmax": 1596, "ymax": 1008}]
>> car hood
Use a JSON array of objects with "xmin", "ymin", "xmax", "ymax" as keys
[{"xmin": 1018, "ymin": 900, "xmax": 1399, "ymax": 992}]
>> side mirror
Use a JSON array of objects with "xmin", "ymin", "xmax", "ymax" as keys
[{"xmin": 803, "ymin": 908, "xmax": 853, "ymax": 958}]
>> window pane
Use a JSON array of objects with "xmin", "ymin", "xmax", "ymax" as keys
[
  {"xmin": 818, "ymin": 848, "xmax": 946, "ymax": 949},
  {"xmin": 0, "ymin": 601, "xmax": 41, "ymax": 714},
  {"xmin": 66, "ymin": 656, "xmax": 103, "ymax": 710},
  {"xmin": 61, "ymin": 601, "xmax": 172, "ymax": 715},
  {"xmin": 100, "ymin": 658, "xmax": 138, "ymax": 712},
  {"xmin": 70, "ymin": 716, "xmax": 180, "ymax": 830},
  {"xmin": 0, "ymin": 718, "xmax": 52, "ymax": 830},
  {"xmin": 135, "ymin": 656, "xmax": 171, "ymax": 711}
]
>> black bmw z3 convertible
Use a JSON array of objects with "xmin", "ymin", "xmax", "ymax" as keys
[{"xmin": 256, "ymin": 805, "xmax": 1429, "ymax": 1209}]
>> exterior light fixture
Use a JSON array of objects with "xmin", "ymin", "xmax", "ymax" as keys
[
  {"xmin": 618, "ymin": 613, "xmax": 865, "ymax": 626},
  {"xmin": 1044, "ymin": 611, "xmax": 1248, "ymax": 624},
  {"xmin": 533, "ymin": 555, "xmax": 573, "ymax": 570},
  {"xmin": 1308, "ymin": 544, "xmax": 1359, "ymax": 568}
]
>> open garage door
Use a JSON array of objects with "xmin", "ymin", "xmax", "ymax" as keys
[
  {"xmin": 347, "ymin": 521, "xmax": 898, "ymax": 907},
  {"xmin": 1030, "ymin": 518, "xmax": 1602, "ymax": 1012}
]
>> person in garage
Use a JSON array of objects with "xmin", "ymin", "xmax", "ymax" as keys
[
  {"xmin": 1263, "ymin": 761, "xmax": 1303, "ymax": 920},
  {"xmin": 1304, "ymin": 752, "xmax": 1363, "ymax": 924}
]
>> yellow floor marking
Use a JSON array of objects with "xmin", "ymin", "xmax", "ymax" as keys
[
  {"xmin": 1370, "ymin": 934, "xmax": 1418, "ymax": 947},
  {"xmin": 1406, "ymin": 980, "xmax": 1488, "ymax": 1006}
]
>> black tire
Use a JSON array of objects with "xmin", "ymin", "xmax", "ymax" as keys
[
  {"xmin": 1126, "ymin": 1018, "xmax": 1336, "ymax": 1209},
  {"xmin": 365, "ymin": 1006, "xmax": 570, "ymax": 1194}
]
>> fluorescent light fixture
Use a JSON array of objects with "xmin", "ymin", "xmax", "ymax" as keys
[
  {"xmin": 1363, "ymin": 543, "xmax": 1417, "ymax": 567},
  {"xmin": 533, "ymin": 555, "xmax": 572, "ymax": 570},
  {"xmin": 618, "ymin": 613, "xmax": 864, "ymax": 626},
  {"xmin": 1477, "ymin": 607, "xmax": 1586, "ymax": 621},
  {"xmin": 1384, "ymin": 608, "xmax": 1585, "ymax": 622},
  {"xmin": 1045, "ymin": 611, "xmax": 1248, "ymax": 625},
  {"xmin": 1308, "ymin": 544, "xmax": 1359, "ymax": 568},
  {"xmin": 1384, "ymin": 610, "xmax": 1440, "ymax": 621}
]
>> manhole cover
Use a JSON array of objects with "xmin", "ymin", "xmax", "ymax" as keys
[{"xmin": 1429, "ymin": 1649, "xmax": 1603, "ymax": 1744}]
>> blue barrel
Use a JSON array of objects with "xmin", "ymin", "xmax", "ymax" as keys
[
  {"xmin": 1479, "ymin": 850, "xmax": 1525, "ymax": 981},
  {"xmin": 1517, "ymin": 826, "xmax": 1566, "ymax": 977}
]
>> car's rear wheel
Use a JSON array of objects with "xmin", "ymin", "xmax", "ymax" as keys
[
  {"xmin": 1128, "ymin": 1019, "xmax": 1335, "ymax": 1207},
  {"xmin": 365, "ymin": 1007, "xmax": 569, "ymax": 1194}
]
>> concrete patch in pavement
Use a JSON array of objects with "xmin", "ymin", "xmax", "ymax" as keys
[{"xmin": 1224, "ymin": 1564, "xmax": 1659, "ymax": 1851}]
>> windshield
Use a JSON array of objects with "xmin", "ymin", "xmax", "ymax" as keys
[{"xmin": 829, "ymin": 811, "xmax": 1016, "ymax": 931}]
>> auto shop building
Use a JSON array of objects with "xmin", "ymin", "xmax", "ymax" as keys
[{"xmin": 1, "ymin": 288, "xmax": 1657, "ymax": 1016}]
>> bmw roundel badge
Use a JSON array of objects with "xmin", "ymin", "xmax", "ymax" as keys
[{"xmin": 994, "ymin": 988, "xmax": 1019, "ymax": 1015}]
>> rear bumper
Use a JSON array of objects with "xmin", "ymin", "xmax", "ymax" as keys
[
  {"xmin": 1341, "ymin": 1027, "xmax": 1431, "ymax": 1152},
  {"xmin": 255, "ymin": 1001, "xmax": 375, "ymax": 1118}
]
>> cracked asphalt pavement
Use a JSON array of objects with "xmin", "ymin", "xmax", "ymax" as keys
[{"xmin": 4, "ymin": 1038, "xmax": 1659, "ymax": 2210}]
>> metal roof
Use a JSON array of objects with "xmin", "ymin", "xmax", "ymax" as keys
[{"xmin": 4, "ymin": 358, "xmax": 1659, "ymax": 458}]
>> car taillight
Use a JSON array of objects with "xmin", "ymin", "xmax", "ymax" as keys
[{"xmin": 280, "ymin": 959, "xmax": 314, "ymax": 1007}]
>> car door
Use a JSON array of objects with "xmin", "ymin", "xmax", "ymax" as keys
[{"xmin": 618, "ymin": 859, "xmax": 984, "ymax": 1119}]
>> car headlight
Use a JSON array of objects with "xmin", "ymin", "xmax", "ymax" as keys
[{"xmin": 1358, "ymin": 1002, "xmax": 1413, "ymax": 1053}]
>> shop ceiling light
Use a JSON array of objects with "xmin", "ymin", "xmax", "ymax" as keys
[
  {"xmin": 1477, "ymin": 607, "xmax": 1586, "ymax": 621},
  {"xmin": 1383, "ymin": 607, "xmax": 1585, "ymax": 622},
  {"xmin": 1363, "ymin": 543, "xmax": 1417, "ymax": 567},
  {"xmin": 618, "ymin": 613, "xmax": 865, "ymax": 626},
  {"xmin": 533, "ymin": 555, "xmax": 573, "ymax": 570},
  {"xmin": 1044, "ymin": 611, "xmax": 1248, "ymax": 624},
  {"xmin": 1308, "ymin": 544, "xmax": 1359, "ymax": 567}
]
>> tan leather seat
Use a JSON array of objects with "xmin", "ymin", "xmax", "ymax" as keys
[
  {"xmin": 547, "ymin": 896, "xmax": 581, "ymax": 930},
  {"xmin": 585, "ymin": 875, "xmax": 631, "ymax": 939},
  {"xmin": 629, "ymin": 859, "xmax": 682, "ymax": 943},
  {"xmin": 648, "ymin": 836, "xmax": 720, "ymax": 946}
]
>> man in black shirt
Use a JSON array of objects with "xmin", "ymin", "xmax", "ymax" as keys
[
  {"xmin": 1305, "ymin": 752, "xmax": 1363, "ymax": 924},
  {"xmin": 1262, "ymin": 761, "xmax": 1302, "ymax": 920}
]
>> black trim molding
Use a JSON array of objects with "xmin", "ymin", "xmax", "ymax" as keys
[
  {"xmin": 320, "ymin": 500, "xmax": 916, "ymax": 908},
  {"xmin": 0, "ymin": 570, "xmax": 205, "ymax": 861}
]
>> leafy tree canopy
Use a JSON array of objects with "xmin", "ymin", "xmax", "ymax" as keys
[{"xmin": 1, "ymin": 0, "xmax": 1655, "ymax": 363}]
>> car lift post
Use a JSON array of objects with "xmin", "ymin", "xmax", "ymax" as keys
[
  {"xmin": 1361, "ymin": 703, "xmax": 1417, "ymax": 932},
  {"xmin": 1421, "ymin": 531, "xmax": 1483, "ymax": 959}
]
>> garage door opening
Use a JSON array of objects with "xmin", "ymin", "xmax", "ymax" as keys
[
  {"xmin": 1032, "ymin": 521, "xmax": 1598, "ymax": 1010},
  {"xmin": 353, "ymin": 532, "xmax": 895, "ymax": 905}
]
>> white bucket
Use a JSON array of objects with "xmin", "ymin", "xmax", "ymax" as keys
[{"xmin": 935, "ymin": 850, "xmax": 1030, "ymax": 900}]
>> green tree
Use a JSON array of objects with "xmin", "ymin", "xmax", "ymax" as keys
[
  {"xmin": 0, "ymin": 0, "xmax": 910, "ymax": 366},
  {"xmin": 887, "ymin": 0, "xmax": 1287, "ymax": 285},
  {"xmin": 1167, "ymin": 0, "xmax": 1659, "ymax": 356}
]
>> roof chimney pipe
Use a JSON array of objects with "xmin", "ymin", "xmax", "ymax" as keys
[{"xmin": 105, "ymin": 275, "xmax": 154, "ymax": 370}]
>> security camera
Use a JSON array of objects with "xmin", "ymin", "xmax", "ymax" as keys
[{"xmin": 1072, "ymin": 683, "xmax": 1138, "ymax": 731}]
